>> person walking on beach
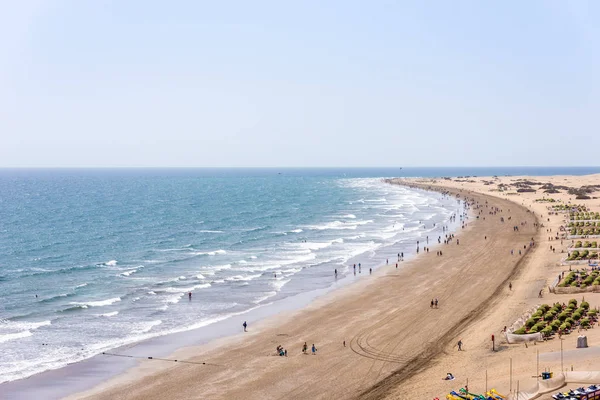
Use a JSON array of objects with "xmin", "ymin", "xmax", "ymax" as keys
[
  {"xmin": 188, "ymin": 292, "xmax": 192, "ymax": 301},
  {"xmin": 243, "ymin": 321, "xmax": 248, "ymax": 332},
  {"xmin": 509, "ymin": 282, "xmax": 512, "ymax": 291},
  {"xmin": 312, "ymin": 344, "xmax": 317, "ymax": 355},
  {"xmin": 334, "ymin": 269, "xmax": 338, "ymax": 277},
  {"xmin": 369, "ymin": 267, "xmax": 372, "ymax": 275},
  {"xmin": 431, "ymin": 299, "xmax": 434, "ymax": 308},
  {"xmin": 302, "ymin": 342, "xmax": 308, "ymax": 354},
  {"xmin": 434, "ymin": 298, "xmax": 438, "ymax": 308},
  {"xmin": 457, "ymin": 339, "xmax": 463, "ymax": 351}
]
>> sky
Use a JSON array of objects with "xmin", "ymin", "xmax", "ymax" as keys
[{"xmin": 1, "ymin": 1, "xmax": 599, "ymax": 168}]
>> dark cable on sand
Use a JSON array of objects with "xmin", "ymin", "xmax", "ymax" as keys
[{"xmin": 101, "ymin": 352, "xmax": 223, "ymax": 367}]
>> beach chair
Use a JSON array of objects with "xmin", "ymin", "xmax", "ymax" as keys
[{"xmin": 490, "ymin": 389, "xmax": 506, "ymax": 399}]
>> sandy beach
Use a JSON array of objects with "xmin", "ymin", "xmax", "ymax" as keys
[
  {"xmin": 66, "ymin": 181, "xmax": 541, "ymax": 400},
  {"xmin": 61, "ymin": 173, "xmax": 600, "ymax": 400}
]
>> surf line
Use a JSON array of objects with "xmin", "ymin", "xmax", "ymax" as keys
[{"xmin": 101, "ymin": 352, "xmax": 223, "ymax": 367}]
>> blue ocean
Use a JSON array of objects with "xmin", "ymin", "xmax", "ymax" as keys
[{"xmin": 0, "ymin": 167, "xmax": 598, "ymax": 383}]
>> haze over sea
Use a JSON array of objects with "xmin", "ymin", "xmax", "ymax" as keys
[{"xmin": 1, "ymin": 167, "xmax": 598, "ymax": 383}]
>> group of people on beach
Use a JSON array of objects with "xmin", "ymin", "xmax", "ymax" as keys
[
  {"xmin": 430, "ymin": 298, "xmax": 439, "ymax": 308},
  {"xmin": 302, "ymin": 342, "xmax": 317, "ymax": 355}
]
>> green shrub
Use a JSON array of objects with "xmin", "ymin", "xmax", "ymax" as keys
[
  {"xmin": 581, "ymin": 301, "xmax": 590, "ymax": 310},
  {"xmin": 542, "ymin": 326, "xmax": 553, "ymax": 335},
  {"xmin": 560, "ymin": 323, "xmax": 569, "ymax": 331},
  {"xmin": 530, "ymin": 326, "xmax": 539, "ymax": 333},
  {"xmin": 525, "ymin": 318, "xmax": 536, "ymax": 328},
  {"xmin": 573, "ymin": 312, "xmax": 582, "ymax": 321},
  {"xmin": 565, "ymin": 321, "xmax": 572, "ymax": 329},
  {"xmin": 551, "ymin": 320, "xmax": 561, "ymax": 330},
  {"xmin": 514, "ymin": 327, "xmax": 526, "ymax": 334},
  {"xmin": 581, "ymin": 318, "xmax": 590, "ymax": 328},
  {"xmin": 571, "ymin": 281, "xmax": 579, "ymax": 287},
  {"xmin": 544, "ymin": 312, "xmax": 554, "ymax": 321},
  {"xmin": 588, "ymin": 310, "xmax": 597, "ymax": 317},
  {"xmin": 558, "ymin": 312, "xmax": 569, "ymax": 321},
  {"xmin": 534, "ymin": 322, "xmax": 547, "ymax": 331}
]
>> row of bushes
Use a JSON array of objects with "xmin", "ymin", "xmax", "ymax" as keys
[
  {"xmin": 554, "ymin": 204, "xmax": 587, "ymax": 212},
  {"xmin": 514, "ymin": 300, "xmax": 596, "ymax": 335},
  {"xmin": 566, "ymin": 250, "xmax": 599, "ymax": 261},
  {"xmin": 570, "ymin": 228, "xmax": 600, "ymax": 236},
  {"xmin": 570, "ymin": 222, "xmax": 600, "ymax": 228},
  {"xmin": 558, "ymin": 270, "xmax": 600, "ymax": 286},
  {"xmin": 572, "ymin": 241, "xmax": 599, "ymax": 248},
  {"xmin": 570, "ymin": 212, "xmax": 600, "ymax": 220},
  {"xmin": 535, "ymin": 198, "xmax": 557, "ymax": 202}
]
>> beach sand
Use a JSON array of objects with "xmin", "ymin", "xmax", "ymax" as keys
[
  {"xmin": 68, "ymin": 184, "xmax": 540, "ymax": 400},
  {"xmin": 385, "ymin": 174, "xmax": 600, "ymax": 400}
]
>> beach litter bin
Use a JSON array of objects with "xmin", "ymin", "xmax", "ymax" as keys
[
  {"xmin": 577, "ymin": 335, "xmax": 588, "ymax": 348},
  {"xmin": 541, "ymin": 372, "xmax": 552, "ymax": 380}
]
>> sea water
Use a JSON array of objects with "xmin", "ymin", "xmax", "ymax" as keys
[{"xmin": 0, "ymin": 167, "xmax": 598, "ymax": 383}]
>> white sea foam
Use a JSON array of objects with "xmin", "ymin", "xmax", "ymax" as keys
[
  {"xmin": 253, "ymin": 291, "xmax": 277, "ymax": 304},
  {"xmin": 98, "ymin": 311, "xmax": 119, "ymax": 317},
  {"xmin": 340, "ymin": 214, "xmax": 356, "ymax": 219},
  {"xmin": 249, "ymin": 255, "xmax": 258, "ymax": 259},
  {"xmin": 163, "ymin": 293, "xmax": 184, "ymax": 304},
  {"xmin": 289, "ymin": 229, "xmax": 303, "ymax": 233},
  {"xmin": 304, "ymin": 220, "xmax": 360, "ymax": 230},
  {"xmin": 1, "ymin": 319, "xmax": 52, "ymax": 331},
  {"xmin": 103, "ymin": 260, "xmax": 118, "ymax": 266},
  {"xmin": 162, "ymin": 283, "xmax": 211, "ymax": 293},
  {"xmin": 0, "ymin": 330, "xmax": 33, "ymax": 344},
  {"xmin": 196, "ymin": 273, "xmax": 206, "ymax": 280},
  {"xmin": 120, "ymin": 270, "xmax": 137, "ymax": 277},
  {"xmin": 210, "ymin": 264, "xmax": 232, "ymax": 271},
  {"xmin": 197, "ymin": 230, "xmax": 224, "ymax": 233},
  {"xmin": 70, "ymin": 297, "xmax": 121, "ymax": 307},
  {"xmin": 193, "ymin": 249, "xmax": 227, "ymax": 256},
  {"xmin": 0, "ymin": 320, "xmax": 51, "ymax": 344},
  {"xmin": 270, "ymin": 278, "xmax": 291, "ymax": 291},
  {"xmin": 147, "ymin": 291, "xmax": 156, "ymax": 295},
  {"xmin": 131, "ymin": 320, "xmax": 162, "ymax": 334},
  {"xmin": 225, "ymin": 274, "xmax": 262, "ymax": 282}
]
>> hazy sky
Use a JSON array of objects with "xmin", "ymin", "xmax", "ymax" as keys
[{"xmin": 1, "ymin": 1, "xmax": 598, "ymax": 167}]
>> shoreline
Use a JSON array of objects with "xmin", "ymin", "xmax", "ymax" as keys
[
  {"xmin": 1, "ymin": 183, "xmax": 462, "ymax": 400},
  {"xmin": 61, "ymin": 183, "xmax": 537, "ymax": 400}
]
